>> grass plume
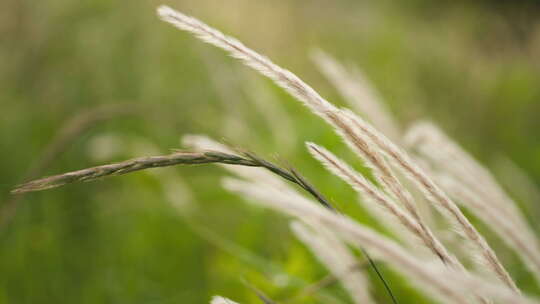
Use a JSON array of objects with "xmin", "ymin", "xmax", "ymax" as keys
[
  {"xmin": 406, "ymin": 121, "xmax": 540, "ymax": 283},
  {"xmin": 306, "ymin": 142, "xmax": 461, "ymax": 267}
]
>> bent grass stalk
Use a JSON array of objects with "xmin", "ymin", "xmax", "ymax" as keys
[
  {"xmin": 12, "ymin": 151, "xmax": 258, "ymax": 194},
  {"xmin": 13, "ymin": 144, "xmax": 397, "ymax": 302},
  {"xmin": 12, "ymin": 150, "xmax": 326, "ymax": 209}
]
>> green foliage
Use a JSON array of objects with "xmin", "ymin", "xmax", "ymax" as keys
[{"xmin": 1, "ymin": 0, "xmax": 539, "ymax": 303}]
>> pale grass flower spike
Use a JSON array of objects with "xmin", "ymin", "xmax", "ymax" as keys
[
  {"xmin": 406, "ymin": 121, "xmax": 540, "ymax": 283},
  {"xmin": 156, "ymin": 3, "xmax": 518, "ymax": 293}
]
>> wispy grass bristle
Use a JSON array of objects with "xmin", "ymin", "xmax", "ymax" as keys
[
  {"xmin": 334, "ymin": 109, "xmax": 519, "ymax": 292},
  {"xmin": 406, "ymin": 121, "xmax": 540, "ymax": 283},
  {"xmin": 306, "ymin": 142, "xmax": 463, "ymax": 269},
  {"xmin": 291, "ymin": 220, "xmax": 375, "ymax": 304}
]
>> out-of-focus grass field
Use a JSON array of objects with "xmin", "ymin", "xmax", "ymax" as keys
[{"xmin": 1, "ymin": 0, "xmax": 540, "ymax": 303}]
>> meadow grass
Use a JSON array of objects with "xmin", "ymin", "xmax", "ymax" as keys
[{"xmin": 12, "ymin": 5, "xmax": 540, "ymax": 303}]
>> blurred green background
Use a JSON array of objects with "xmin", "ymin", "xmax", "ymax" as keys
[{"xmin": 2, "ymin": 0, "xmax": 540, "ymax": 303}]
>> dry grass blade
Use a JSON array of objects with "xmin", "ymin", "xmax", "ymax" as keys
[
  {"xmin": 11, "ymin": 148, "xmax": 328, "ymax": 207},
  {"xmin": 12, "ymin": 144, "xmax": 336, "ymax": 214}
]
